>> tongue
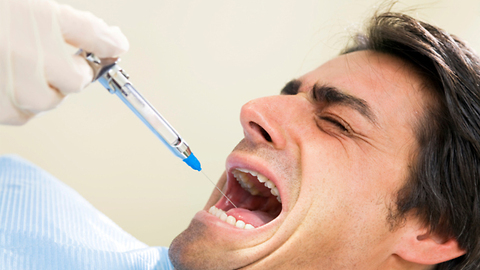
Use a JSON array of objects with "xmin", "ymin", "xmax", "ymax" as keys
[{"xmin": 226, "ymin": 208, "xmax": 276, "ymax": 228}]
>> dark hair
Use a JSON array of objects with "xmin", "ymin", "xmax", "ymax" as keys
[{"xmin": 343, "ymin": 12, "xmax": 480, "ymax": 269}]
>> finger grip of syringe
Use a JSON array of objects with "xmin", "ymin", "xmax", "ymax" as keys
[{"xmin": 116, "ymin": 83, "xmax": 186, "ymax": 159}]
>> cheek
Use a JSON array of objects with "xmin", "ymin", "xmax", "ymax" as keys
[
  {"xmin": 296, "ymin": 135, "xmax": 399, "ymax": 238},
  {"xmin": 297, "ymin": 136, "xmax": 360, "ymax": 226},
  {"xmin": 298, "ymin": 133, "xmax": 359, "ymax": 200}
]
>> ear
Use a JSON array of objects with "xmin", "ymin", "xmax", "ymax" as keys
[{"xmin": 395, "ymin": 222, "xmax": 466, "ymax": 265}]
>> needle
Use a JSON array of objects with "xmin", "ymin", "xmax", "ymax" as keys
[{"xmin": 201, "ymin": 171, "xmax": 238, "ymax": 208}]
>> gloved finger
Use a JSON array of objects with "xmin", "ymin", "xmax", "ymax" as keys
[
  {"xmin": 45, "ymin": 54, "xmax": 93, "ymax": 95},
  {"xmin": 43, "ymin": 52, "xmax": 93, "ymax": 95},
  {"xmin": 0, "ymin": 0, "xmax": 34, "ymax": 125},
  {"xmin": 34, "ymin": 0, "xmax": 93, "ymax": 95},
  {"xmin": 0, "ymin": 90, "xmax": 34, "ymax": 125},
  {"xmin": 57, "ymin": 4, "xmax": 129, "ymax": 58},
  {"xmin": 9, "ymin": 0, "xmax": 64, "ymax": 114},
  {"xmin": 0, "ymin": 0, "xmax": 28, "ymax": 124},
  {"xmin": 11, "ymin": 54, "xmax": 64, "ymax": 114},
  {"xmin": 34, "ymin": 0, "xmax": 92, "ymax": 95}
]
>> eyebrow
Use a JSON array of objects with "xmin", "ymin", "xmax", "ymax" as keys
[{"xmin": 280, "ymin": 79, "xmax": 378, "ymax": 125}]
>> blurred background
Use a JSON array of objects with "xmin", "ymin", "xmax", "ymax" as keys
[{"xmin": 0, "ymin": 0, "xmax": 479, "ymax": 247}]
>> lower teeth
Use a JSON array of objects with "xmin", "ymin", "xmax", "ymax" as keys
[{"xmin": 209, "ymin": 206, "xmax": 255, "ymax": 230}]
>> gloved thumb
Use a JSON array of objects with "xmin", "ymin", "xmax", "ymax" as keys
[{"xmin": 57, "ymin": 4, "xmax": 129, "ymax": 58}]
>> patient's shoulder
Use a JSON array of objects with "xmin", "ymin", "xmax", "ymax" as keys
[
  {"xmin": 0, "ymin": 154, "xmax": 39, "ymax": 167},
  {"xmin": 0, "ymin": 154, "xmax": 53, "ymax": 177},
  {"xmin": 0, "ymin": 154, "xmax": 85, "ymax": 206},
  {"xmin": 0, "ymin": 154, "xmax": 65, "ymax": 186},
  {"xmin": 0, "ymin": 155, "xmax": 174, "ymax": 269}
]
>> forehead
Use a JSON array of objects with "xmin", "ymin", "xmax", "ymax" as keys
[{"xmin": 298, "ymin": 50, "xmax": 427, "ymax": 132}]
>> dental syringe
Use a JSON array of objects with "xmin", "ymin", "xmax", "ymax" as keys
[
  {"xmin": 79, "ymin": 50, "xmax": 201, "ymax": 171},
  {"xmin": 80, "ymin": 50, "xmax": 238, "ymax": 208}
]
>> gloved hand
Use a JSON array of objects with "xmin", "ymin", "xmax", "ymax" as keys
[{"xmin": 0, "ymin": 0, "xmax": 129, "ymax": 125}]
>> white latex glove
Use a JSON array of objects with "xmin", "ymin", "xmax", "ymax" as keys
[{"xmin": 0, "ymin": 0, "xmax": 129, "ymax": 125}]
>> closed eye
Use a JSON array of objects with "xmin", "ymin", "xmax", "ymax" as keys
[{"xmin": 317, "ymin": 115, "xmax": 352, "ymax": 134}]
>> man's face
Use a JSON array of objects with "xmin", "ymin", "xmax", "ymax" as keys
[{"xmin": 170, "ymin": 51, "xmax": 428, "ymax": 269}]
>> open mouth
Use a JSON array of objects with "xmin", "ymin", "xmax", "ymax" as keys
[{"xmin": 208, "ymin": 168, "xmax": 283, "ymax": 229}]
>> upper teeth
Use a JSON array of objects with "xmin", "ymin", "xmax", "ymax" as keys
[{"xmin": 233, "ymin": 168, "xmax": 281, "ymax": 203}]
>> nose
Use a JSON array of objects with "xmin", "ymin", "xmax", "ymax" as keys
[{"xmin": 240, "ymin": 95, "xmax": 308, "ymax": 149}]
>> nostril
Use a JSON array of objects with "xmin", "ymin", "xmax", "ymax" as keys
[
  {"xmin": 249, "ymin": 121, "xmax": 272, "ymax": 142},
  {"xmin": 261, "ymin": 128, "xmax": 272, "ymax": 143}
]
